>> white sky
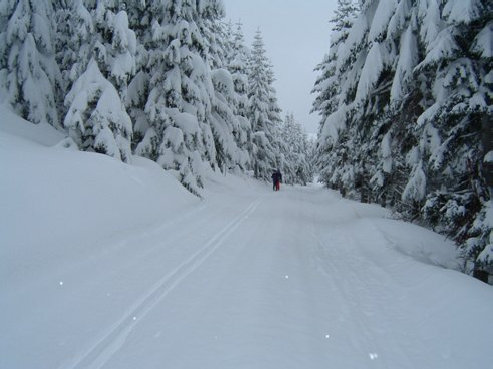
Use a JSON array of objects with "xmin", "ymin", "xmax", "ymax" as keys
[{"xmin": 222, "ymin": 0, "xmax": 338, "ymax": 135}]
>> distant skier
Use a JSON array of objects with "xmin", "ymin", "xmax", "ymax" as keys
[{"xmin": 271, "ymin": 169, "xmax": 282, "ymax": 191}]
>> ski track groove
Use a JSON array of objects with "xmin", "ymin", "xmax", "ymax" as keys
[
  {"xmin": 47, "ymin": 202, "xmax": 210, "ymax": 285},
  {"xmin": 62, "ymin": 199, "xmax": 260, "ymax": 369}
]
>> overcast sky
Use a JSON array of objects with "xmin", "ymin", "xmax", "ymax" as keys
[{"xmin": 222, "ymin": 0, "xmax": 338, "ymax": 135}]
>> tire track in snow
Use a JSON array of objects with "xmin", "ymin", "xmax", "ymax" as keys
[{"xmin": 61, "ymin": 199, "xmax": 261, "ymax": 369}]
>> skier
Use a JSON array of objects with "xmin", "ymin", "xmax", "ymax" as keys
[{"xmin": 271, "ymin": 169, "xmax": 282, "ymax": 191}]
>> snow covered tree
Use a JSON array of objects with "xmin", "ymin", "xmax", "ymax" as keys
[
  {"xmin": 313, "ymin": 0, "xmax": 493, "ymax": 279},
  {"xmin": 206, "ymin": 12, "xmax": 251, "ymax": 173},
  {"xmin": 199, "ymin": 0, "xmax": 227, "ymax": 70},
  {"xmin": 280, "ymin": 113, "xmax": 312, "ymax": 186},
  {"xmin": 61, "ymin": 0, "xmax": 135, "ymax": 162},
  {"xmin": 124, "ymin": 0, "xmax": 153, "ymax": 154},
  {"xmin": 210, "ymin": 67, "xmax": 248, "ymax": 171},
  {"xmin": 416, "ymin": 0, "xmax": 493, "ymax": 274},
  {"xmin": 0, "ymin": 0, "xmax": 61, "ymax": 127},
  {"xmin": 126, "ymin": 1, "xmax": 259, "ymax": 192},
  {"xmin": 64, "ymin": 58, "xmax": 132, "ymax": 161},
  {"xmin": 227, "ymin": 21, "xmax": 252, "ymax": 168},
  {"xmin": 134, "ymin": 0, "xmax": 227, "ymax": 194},
  {"xmin": 54, "ymin": 0, "xmax": 92, "ymax": 118},
  {"xmin": 311, "ymin": 0, "xmax": 359, "ymax": 193},
  {"xmin": 248, "ymin": 30, "xmax": 281, "ymax": 179}
]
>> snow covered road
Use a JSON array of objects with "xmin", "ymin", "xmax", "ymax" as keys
[{"xmin": 3, "ymin": 177, "xmax": 493, "ymax": 369}]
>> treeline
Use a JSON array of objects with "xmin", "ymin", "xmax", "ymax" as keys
[
  {"xmin": 312, "ymin": 0, "xmax": 492, "ymax": 275},
  {"xmin": 0, "ymin": 0, "xmax": 312, "ymax": 195}
]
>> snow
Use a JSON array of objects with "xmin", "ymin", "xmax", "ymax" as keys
[
  {"xmin": 0, "ymin": 103, "xmax": 64, "ymax": 145},
  {"xmin": 368, "ymin": 0, "xmax": 397, "ymax": 41},
  {"xmin": 381, "ymin": 130, "xmax": 392, "ymax": 173},
  {"xmin": 391, "ymin": 25, "xmax": 418, "ymax": 102},
  {"xmin": 355, "ymin": 42, "xmax": 386, "ymax": 103},
  {"xmin": 318, "ymin": 104, "xmax": 348, "ymax": 144},
  {"xmin": 2, "ymin": 114, "xmax": 493, "ymax": 369},
  {"xmin": 418, "ymin": 0, "xmax": 442, "ymax": 52},
  {"xmin": 167, "ymin": 108, "xmax": 200, "ymax": 137},
  {"xmin": 339, "ymin": 12, "xmax": 368, "ymax": 70},
  {"xmin": 212, "ymin": 68, "xmax": 235, "ymax": 95},
  {"xmin": 402, "ymin": 161, "xmax": 427, "ymax": 202},
  {"xmin": 387, "ymin": 0, "xmax": 411, "ymax": 39},
  {"xmin": 473, "ymin": 22, "xmax": 493, "ymax": 58},
  {"xmin": 442, "ymin": 0, "xmax": 483, "ymax": 25},
  {"xmin": 416, "ymin": 27, "xmax": 460, "ymax": 70}
]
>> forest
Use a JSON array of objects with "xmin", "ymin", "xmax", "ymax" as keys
[
  {"xmin": 312, "ymin": 0, "xmax": 492, "ymax": 278},
  {"xmin": 1, "ymin": 0, "xmax": 491, "ymax": 278}
]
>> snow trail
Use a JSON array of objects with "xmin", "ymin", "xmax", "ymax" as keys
[
  {"xmin": 2, "ymin": 178, "xmax": 492, "ymax": 369},
  {"xmin": 60, "ymin": 200, "xmax": 260, "ymax": 369}
]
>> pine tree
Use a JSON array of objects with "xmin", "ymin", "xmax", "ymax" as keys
[
  {"xmin": 136, "ymin": 0, "xmax": 225, "ymax": 194},
  {"xmin": 62, "ymin": 0, "xmax": 135, "ymax": 162},
  {"xmin": 248, "ymin": 30, "xmax": 280, "ymax": 179},
  {"xmin": 281, "ymin": 113, "xmax": 312, "ymax": 186},
  {"xmin": 204, "ymin": 8, "xmax": 251, "ymax": 173},
  {"xmin": 416, "ymin": 0, "xmax": 493, "ymax": 273},
  {"xmin": 313, "ymin": 0, "xmax": 493, "ymax": 278},
  {"xmin": 54, "ymin": 0, "xmax": 92, "ymax": 120},
  {"xmin": 311, "ymin": 0, "xmax": 358, "ymax": 192},
  {"xmin": 228, "ymin": 21, "xmax": 252, "ymax": 168},
  {"xmin": 125, "ymin": 0, "xmax": 152, "ymax": 155},
  {"xmin": 199, "ymin": 0, "xmax": 227, "ymax": 70},
  {"xmin": 64, "ymin": 58, "xmax": 133, "ymax": 161},
  {"xmin": 210, "ymin": 67, "xmax": 246, "ymax": 171},
  {"xmin": 0, "ymin": 0, "xmax": 61, "ymax": 127}
]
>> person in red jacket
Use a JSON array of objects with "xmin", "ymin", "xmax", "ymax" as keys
[{"xmin": 271, "ymin": 169, "xmax": 282, "ymax": 191}]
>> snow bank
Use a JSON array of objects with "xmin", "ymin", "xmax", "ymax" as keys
[
  {"xmin": 373, "ymin": 218, "xmax": 460, "ymax": 269},
  {"xmin": 0, "ymin": 104, "xmax": 64, "ymax": 145},
  {"xmin": 0, "ymin": 108, "xmax": 198, "ymax": 286}
]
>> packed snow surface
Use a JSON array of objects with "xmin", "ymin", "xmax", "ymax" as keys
[{"xmin": 1, "ymin": 111, "xmax": 492, "ymax": 369}]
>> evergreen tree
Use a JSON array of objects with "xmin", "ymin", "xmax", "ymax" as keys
[
  {"xmin": 62, "ymin": 0, "xmax": 135, "ymax": 162},
  {"xmin": 54, "ymin": 0, "xmax": 92, "ymax": 119},
  {"xmin": 64, "ymin": 58, "xmax": 133, "ymax": 161},
  {"xmin": 311, "ymin": 0, "xmax": 359, "ymax": 193},
  {"xmin": 416, "ymin": 0, "xmax": 493, "ymax": 273},
  {"xmin": 313, "ymin": 0, "xmax": 493, "ymax": 277},
  {"xmin": 280, "ymin": 113, "xmax": 312, "ymax": 186},
  {"xmin": 227, "ymin": 21, "xmax": 252, "ymax": 168},
  {"xmin": 135, "ymin": 0, "xmax": 224, "ymax": 194},
  {"xmin": 0, "ymin": 0, "xmax": 61, "ymax": 127},
  {"xmin": 248, "ymin": 30, "xmax": 280, "ymax": 179},
  {"xmin": 127, "ymin": 0, "xmax": 254, "ymax": 190},
  {"xmin": 205, "ymin": 10, "xmax": 251, "ymax": 173},
  {"xmin": 125, "ymin": 0, "xmax": 153, "ymax": 155},
  {"xmin": 199, "ymin": 0, "xmax": 227, "ymax": 70},
  {"xmin": 211, "ymin": 67, "xmax": 247, "ymax": 171}
]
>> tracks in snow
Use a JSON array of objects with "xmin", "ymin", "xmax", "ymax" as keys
[{"xmin": 62, "ymin": 199, "xmax": 261, "ymax": 369}]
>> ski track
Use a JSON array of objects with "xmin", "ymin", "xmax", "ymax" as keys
[
  {"xmin": 62, "ymin": 199, "xmax": 260, "ymax": 369},
  {"xmin": 5, "ymin": 184, "xmax": 492, "ymax": 369}
]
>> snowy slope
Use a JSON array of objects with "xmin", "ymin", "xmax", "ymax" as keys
[{"xmin": 1, "ymin": 110, "xmax": 493, "ymax": 369}]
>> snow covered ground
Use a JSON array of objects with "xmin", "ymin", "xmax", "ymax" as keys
[{"xmin": 1, "ymin": 109, "xmax": 493, "ymax": 369}]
